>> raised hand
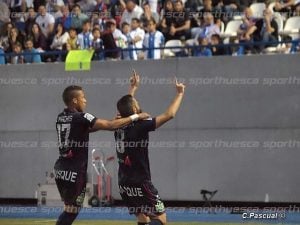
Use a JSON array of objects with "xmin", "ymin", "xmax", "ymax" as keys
[
  {"xmin": 130, "ymin": 69, "xmax": 140, "ymax": 89},
  {"xmin": 175, "ymin": 77, "xmax": 185, "ymax": 94}
]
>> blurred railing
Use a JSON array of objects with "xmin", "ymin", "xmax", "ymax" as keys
[{"xmin": 0, "ymin": 39, "xmax": 299, "ymax": 65}]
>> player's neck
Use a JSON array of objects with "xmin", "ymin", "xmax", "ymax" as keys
[{"xmin": 66, "ymin": 106, "xmax": 79, "ymax": 112}]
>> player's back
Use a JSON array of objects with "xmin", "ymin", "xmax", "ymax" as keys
[
  {"xmin": 56, "ymin": 108, "xmax": 96, "ymax": 166},
  {"xmin": 115, "ymin": 118, "xmax": 156, "ymax": 184}
]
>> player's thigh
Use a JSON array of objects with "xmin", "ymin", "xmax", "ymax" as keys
[
  {"xmin": 54, "ymin": 158, "xmax": 87, "ymax": 206},
  {"xmin": 151, "ymin": 212, "xmax": 167, "ymax": 225},
  {"xmin": 136, "ymin": 213, "xmax": 151, "ymax": 223}
]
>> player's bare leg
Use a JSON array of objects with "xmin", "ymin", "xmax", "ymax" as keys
[
  {"xmin": 137, "ymin": 213, "xmax": 151, "ymax": 224},
  {"xmin": 55, "ymin": 204, "xmax": 80, "ymax": 225},
  {"xmin": 151, "ymin": 212, "xmax": 167, "ymax": 225},
  {"xmin": 136, "ymin": 212, "xmax": 167, "ymax": 225}
]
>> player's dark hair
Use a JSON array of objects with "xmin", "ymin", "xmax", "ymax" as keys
[
  {"xmin": 117, "ymin": 95, "xmax": 135, "ymax": 117},
  {"xmin": 62, "ymin": 85, "xmax": 83, "ymax": 105}
]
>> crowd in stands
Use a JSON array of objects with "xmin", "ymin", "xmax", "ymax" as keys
[{"xmin": 0, "ymin": 0, "xmax": 299, "ymax": 64}]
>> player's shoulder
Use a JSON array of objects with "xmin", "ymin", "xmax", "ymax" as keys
[{"xmin": 134, "ymin": 117, "xmax": 155, "ymax": 126}]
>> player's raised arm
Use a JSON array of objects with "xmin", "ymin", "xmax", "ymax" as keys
[
  {"xmin": 155, "ymin": 78, "xmax": 185, "ymax": 129},
  {"xmin": 128, "ymin": 69, "xmax": 140, "ymax": 97},
  {"xmin": 90, "ymin": 112, "xmax": 150, "ymax": 131}
]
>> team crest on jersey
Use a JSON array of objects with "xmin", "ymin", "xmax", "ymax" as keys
[{"xmin": 84, "ymin": 113, "xmax": 95, "ymax": 122}]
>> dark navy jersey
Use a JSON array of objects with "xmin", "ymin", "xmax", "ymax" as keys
[
  {"xmin": 56, "ymin": 108, "xmax": 97, "ymax": 165},
  {"xmin": 114, "ymin": 118, "xmax": 156, "ymax": 184}
]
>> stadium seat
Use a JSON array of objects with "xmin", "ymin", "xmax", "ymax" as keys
[
  {"xmin": 220, "ymin": 20, "xmax": 243, "ymax": 38},
  {"xmin": 250, "ymin": 3, "xmax": 266, "ymax": 18},
  {"xmin": 273, "ymin": 12, "xmax": 284, "ymax": 32},
  {"xmin": 163, "ymin": 40, "xmax": 183, "ymax": 57},
  {"xmin": 279, "ymin": 16, "xmax": 300, "ymax": 40}
]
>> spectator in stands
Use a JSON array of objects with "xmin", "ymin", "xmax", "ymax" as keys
[
  {"xmin": 129, "ymin": 18, "xmax": 145, "ymax": 60},
  {"xmin": 121, "ymin": 22, "xmax": 131, "ymax": 59},
  {"xmin": 56, "ymin": 6, "xmax": 72, "ymax": 31},
  {"xmin": 198, "ymin": 0, "xmax": 222, "ymax": 28},
  {"xmin": 237, "ymin": 7, "xmax": 257, "ymax": 53},
  {"xmin": 0, "ymin": 46, "xmax": 5, "ymax": 64},
  {"xmin": 159, "ymin": 0, "xmax": 173, "ymax": 22},
  {"xmin": 274, "ymin": 0, "xmax": 300, "ymax": 15},
  {"xmin": 66, "ymin": 27, "xmax": 79, "ymax": 50},
  {"xmin": 253, "ymin": 9, "xmax": 278, "ymax": 52},
  {"xmin": 9, "ymin": 0, "xmax": 26, "ymax": 15},
  {"xmin": 45, "ymin": 0, "xmax": 65, "ymax": 13},
  {"xmin": 165, "ymin": 0, "xmax": 191, "ymax": 41},
  {"xmin": 24, "ymin": 7, "xmax": 36, "ymax": 36},
  {"xmin": 76, "ymin": 0, "xmax": 97, "ymax": 12},
  {"xmin": 106, "ymin": 19, "xmax": 127, "ymax": 49},
  {"xmin": 140, "ymin": 1, "xmax": 159, "ymax": 31},
  {"xmin": 0, "ymin": 1, "xmax": 10, "ymax": 34},
  {"xmin": 7, "ymin": 27, "xmax": 24, "ymax": 53},
  {"xmin": 148, "ymin": 0, "xmax": 159, "ymax": 12},
  {"xmin": 143, "ymin": 17, "xmax": 165, "ymax": 59},
  {"xmin": 30, "ymin": 23, "xmax": 48, "ymax": 52},
  {"xmin": 193, "ymin": 12, "xmax": 220, "ymax": 42},
  {"xmin": 185, "ymin": 0, "xmax": 203, "ymax": 12},
  {"xmin": 120, "ymin": 0, "xmax": 144, "ymax": 25},
  {"xmin": 215, "ymin": 0, "xmax": 240, "ymax": 22},
  {"xmin": 71, "ymin": 4, "xmax": 89, "ymax": 32},
  {"xmin": 91, "ymin": 27, "xmax": 104, "ymax": 60},
  {"xmin": 50, "ymin": 23, "xmax": 69, "ymax": 51},
  {"xmin": 0, "ymin": 22, "xmax": 14, "ymax": 52},
  {"xmin": 33, "ymin": 0, "xmax": 47, "ymax": 12},
  {"xmin": 210, "ymin": 33, "xmax": 226, "ymax": 55},
  {"xmin": 101, "ymin": 23, "xmax": 120, "ymax": 59},
  {"xmin": 194, "ymin": 37, "xmax": 213, "ymax": 56},
  {"xmin": 23, "ymin": 38, "xmax": 42, "ymax": 63},
  {"xmin": 35, "ymin": 5, "xmax": 55, "ymax": 38},
  {"xmin": 77, "ymin": 20, "xmax": 93, "ymax": 49},
  {"xmin": 94, "ymin": 0, "xmax": 108, "ymax": 14},
  {"xmin": 10, "ymin": 42, "xmax": 24, "ymax": 64}
]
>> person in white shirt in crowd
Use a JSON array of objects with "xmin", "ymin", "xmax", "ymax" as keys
[
  {"xmin": 143, "ymin": 17, "xmax": 164, "ymax": 59},
  {"xmin": 128, "ymin": 17, "xmax": 145, "ymax": 60},
  {"xmin": 50, "ymin": 23, "xmax": 69, "ymax": 51},
  {"xmin": 91, "ymin": 27, "xmax": 104, "ymax": 60},
  {"xmin": 35, "ymin": 5, "xmax": 55, "ymax": 38},
  {"xmin": 120, "ymin": 0, "xmax": 144, "ymax": 25},
  {"xmin": 106, "ymin": 19, "xmax": 127, "ymax": 48},
  {"xmin": 148, "ymin": 0, "xmax": 158, "ymax": 12},
  {"xmin": 121, "ymin": 22, "xmax": 131, "ymax": 60},
  {"xmin": 193, "ymin": 12, "xmax": 220, "ymax": 42},
  {"xmin": 77, "ymin": 20, "xmax": 93, "ymax": 49}
]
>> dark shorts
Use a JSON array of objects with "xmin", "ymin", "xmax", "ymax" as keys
[
  {"xmin": 54, "ymin": 158, "xmax": 87, "ymax": 206},
  {"xmin": 119, "ymin": 181, "xmax": 165, "ymax": 217}
]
